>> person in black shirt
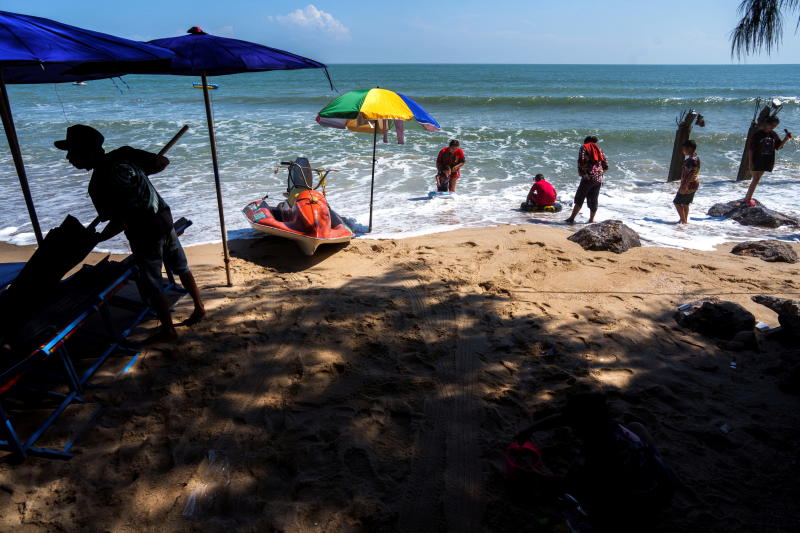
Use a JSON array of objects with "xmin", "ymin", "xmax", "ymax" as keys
[
  {"xmin": 745, "ymin": 116, "xmax": 792, "ymax": 205},
  {"xmin": 55, "ymin": 124, "xmax": 205, "ymax": 342}
]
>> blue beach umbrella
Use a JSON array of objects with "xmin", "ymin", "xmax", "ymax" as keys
[
  {"xmin": 145, "ymin": 27, "xmax": 331, "ymax": 286},
  {"xmin": 0, "ymin": 10, "xmax": 175, "ymax": 244}
]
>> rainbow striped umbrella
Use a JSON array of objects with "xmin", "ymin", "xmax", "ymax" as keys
[{"xmin": 317, "ymin": 88, "xmax": 440, "ymax": 232}]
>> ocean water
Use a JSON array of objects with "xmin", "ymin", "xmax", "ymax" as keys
[{"xmin": 1, "ymin": 64, "xmax": 799, "ymax": 252}]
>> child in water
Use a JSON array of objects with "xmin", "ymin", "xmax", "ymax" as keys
[
  {"xmin": 674, "ymin": 140, "xmax": 700, "ymax": 224},
  {"xmin": 436, "ymin": 165, "xmax": 452, "ymax": 192}
]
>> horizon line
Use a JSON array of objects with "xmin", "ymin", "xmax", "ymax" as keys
[{"xmin": 323, "ymin": 62, "xmax": 800, "ymax": 66}]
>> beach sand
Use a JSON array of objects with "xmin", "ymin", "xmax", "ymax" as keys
[{"xmin": 1, "ymin": 224, "xmax": 799, "ymax": 532}]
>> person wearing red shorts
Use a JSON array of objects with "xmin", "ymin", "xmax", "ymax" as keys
[{"xmin": 436, "ymin": 139, "xmax": 465, "ymax": 192}]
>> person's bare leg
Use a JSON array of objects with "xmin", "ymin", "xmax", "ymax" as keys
[
  {"xmin": 147, "ymin": 294, "xmax": 178, "ymax": 343},
  {"xmin": 674, "ymin": 202, "xmax": 683, "ymax": 223},
  {"xmin": 179, "ymin": 270, "xmax": 206, "ymax": 325},
  {"xmin": 683, "ymin": 204, "xmax": 691, "ymax": 224},
  {"xmin": 744, "ymin": 171, "xmax": 764, "ymax": 204},
  {"xmin": 587, "ymin": 209, "xmax": 597, "ymax": 223},
  {"xmin": 565, "ymin": 202, "xmax": 582, "ymax": 223}
]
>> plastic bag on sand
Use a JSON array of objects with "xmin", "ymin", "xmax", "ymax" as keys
[{"xmin": 182, "ymin": 450, "xmax": 231, "ymax": 518}]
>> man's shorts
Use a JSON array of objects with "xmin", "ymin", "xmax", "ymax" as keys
[
  {"xmin": 127, "ymin": 229, "xmax": 190, "ymax": 302},
  {"xmin": 673, "ymin": 191, "xmax": 696, "ymax": 206}
]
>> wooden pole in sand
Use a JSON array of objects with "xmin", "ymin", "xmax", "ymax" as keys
[
  {"xmin": 667, "ymin": 110, "xmax": 699, "ymax": 182},
  {"xmin": 201, "ymin": 71, "xmax": 233, "ymax": 286},
  {"xmin": 368, "ymin": 121, "xmax": 377, "ymax": 233},
  {"xmin": 736, "ymin": 104, "xmax": 772, "ymax": 181},
  {"xmin": 0, "ymin": 71, "xmax": 44, "ymax": 245}
]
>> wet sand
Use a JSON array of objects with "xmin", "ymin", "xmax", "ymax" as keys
[{"xmin": 1, "ymin": 224, "xmax": 799, "ymax": 532}]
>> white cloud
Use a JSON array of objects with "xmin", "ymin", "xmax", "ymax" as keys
[{"xmin": 274, "ymin": 5, "xmax": 350, "ymax": 40}]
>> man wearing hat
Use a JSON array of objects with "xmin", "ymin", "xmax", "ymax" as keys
[{"xmin": 55, "ymin": 124, "xmax": 205, "ymax": 342}]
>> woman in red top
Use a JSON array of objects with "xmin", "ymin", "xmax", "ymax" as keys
[{"xmin": 436, "ymin": 139, "xmax": 466, "ymax": 192}]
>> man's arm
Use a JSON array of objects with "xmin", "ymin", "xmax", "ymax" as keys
[{"xmin": 777, "ymin": 130, "xmax": 792, "ymax": 150}]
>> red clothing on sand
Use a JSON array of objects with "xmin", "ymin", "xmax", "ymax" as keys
[
  {"xmin": 527, "ymin": 180, "xmax": 557, "ymax": 206},
  {"xmin": 436, "ymin": 147, "xmax": 466, "ymax": 179}
]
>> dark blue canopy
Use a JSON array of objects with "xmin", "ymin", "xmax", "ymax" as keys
[
  {"xmin": 0, "ymin": 10, "xmax": 174, "ymax": 84},
  {"xmin": 147, "ymin": 27, "xmax": 330, "ymax": 83}
]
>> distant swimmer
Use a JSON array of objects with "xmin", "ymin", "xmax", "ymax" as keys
[
  {"xmin": 673, "ymin": 140, "xmax": 700, "ymax": 225},
  {"xmin": 436, "ymin": 165, "xmax": 452, "ymax": 192},
  {"xmin": 436, "ymin": 139, "xmax": 465, "ymax": 192},
  {"xmin": 744, "ymin": 116, "xmax": 792, "ymax": 206},
  {"xmin": 565, "ymin": 135, "xmax": 608, "ymax": 224},
  {"xmin": 525, "ymin": 173, "xmax": 557, "ymax": 208}
]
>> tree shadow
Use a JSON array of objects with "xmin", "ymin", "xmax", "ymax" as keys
[{"xmin": 0, "ymin": 255, "xmax": 798, "ymax": 533}]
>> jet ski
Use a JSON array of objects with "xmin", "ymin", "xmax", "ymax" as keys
[{"xmin": 242, "ymin": 157, "xmax": 355, "ymax": 256}]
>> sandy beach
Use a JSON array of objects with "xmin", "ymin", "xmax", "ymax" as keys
[{"xmin": 1, "ymin": 224, "xmax": 799, "ymax": 532}]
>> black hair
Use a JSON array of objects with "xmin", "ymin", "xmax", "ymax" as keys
[
  {"xmin": 583, "ymin": 135, "xmax": 599, "ymax": 144},
  {"xmin": 682, "ymin": 139, "xmax": 697, "ymax": 151},
  {"xmin": 765, "ymin": 116, "xmax": 780, "ymax": 126},
  {"xmin": 534, "ymin": 173, "xmax": 545, "ymax": 180},
  {"xmin": 449, "ymin": 139, "xmax": 460, "ymax": 147}
]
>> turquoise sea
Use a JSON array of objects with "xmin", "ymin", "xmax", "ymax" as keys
[{"xmin": 1, "ymin": 64, "xmax": 798, "ymax": 251}]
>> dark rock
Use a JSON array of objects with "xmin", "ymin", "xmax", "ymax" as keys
[
  {"xmin": 675, "ymin": 299, "xmax": 756, "ymax": 340},
  {"xmin": 752, "ymin": 295, "xmax": 800, "ymax": 338},
  {"xmin": 567, "ymin": 220, "xmax": 641, "ymax": 254},
  {"xmin": 731, "ymin": 240, "xmax": 798, "ymax": 263},
  {"xmin": 707, "ymin": 199, "xmax": 798, "ymax": 228}
]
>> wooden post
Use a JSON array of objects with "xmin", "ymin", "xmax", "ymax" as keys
[
  {"xmin": 368, "ymin": 121, "xmax": 377, "ymax": 233},
  {"xmin": 736, "ymin": 105, "xmax": 771, "ymax": 181},
  {"xmin": 0, "ymin": 72, "xmax": 44, "ymax": 244},
  {"xmin": 201, "ymin": 71, "xmax": 233, "ymax": 287},
  {"xmin": 667, "ymin": 110, "xmax": 698, "ymax": 182}
]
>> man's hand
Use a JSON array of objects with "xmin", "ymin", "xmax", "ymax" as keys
[{"xmin": 785, "ymin": 129, "xmax": 792, "ymax": 139}]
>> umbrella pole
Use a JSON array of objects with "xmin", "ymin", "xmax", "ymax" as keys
[
  {"xmin": 0, "ymin": 73, "xmax": 44, "ymax": 245},
  {"xmin": 201, "ymin": 71, "xmax": 233, "ymax": 287},
  {"xmin": 368, "ymin": 122, "xmax": 377, "ymax": 233}
]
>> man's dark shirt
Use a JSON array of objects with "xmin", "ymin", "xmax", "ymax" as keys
[{"xmin": 88, "ymin": 147, "xmax": 172, "ymax": 240}]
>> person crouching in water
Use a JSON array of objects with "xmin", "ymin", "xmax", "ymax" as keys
[
  {"xmin": 436, "ymin": 139, "xmax": 465, "ymax": 192},
  {"xmin": 436, "ymin": 165, "xmax": 452, "ymax": 192},
  {"xmin": 524, "ymin": 173, "xmax": 557, "ymax": 209},
  {"xmin": 744, "ymin": 115, "xmax": 792, "ymax": 206},
  {"xmin": 55, "ymin": 124, "xmax": 205, "ymax": 342},
  {"xmin": 565, "ymin": 135, "xmax": 608, "ymax": 224},
  {"xmin": 673, "ymin": 140, "xmax": 700, "ymax": 224}
]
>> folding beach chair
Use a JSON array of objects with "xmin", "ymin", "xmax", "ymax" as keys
[{"xmin": 0, "ymin": 216, "xmax": 193, "ymax": 459}]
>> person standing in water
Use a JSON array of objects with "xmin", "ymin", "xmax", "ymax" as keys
[
  {"xmin": 55, "ymin": 124, "xmax": 206, "ymax": 342},
  {"xmin": 744, "ymin": 116, "xmax": 792, "ymax": 206},
  {"xmin": 673, "ymin": 140, "xmax": 700, "ymax": 224},
  {"xmin": 565, "ymin": 136, "xmax": 608, "ymax": 223},
  {"xmin": 436, "ymin": 139, "xmax": 466, "ymax": 192}
]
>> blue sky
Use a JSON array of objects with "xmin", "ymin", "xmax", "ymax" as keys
[{"xmin": 7, "ymin": 1, "xmax": 800, "ymax": 64}]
